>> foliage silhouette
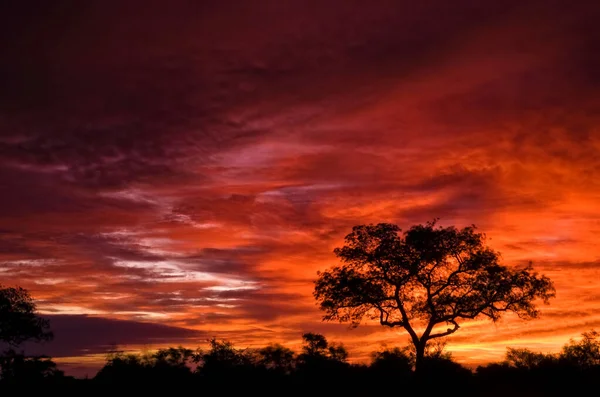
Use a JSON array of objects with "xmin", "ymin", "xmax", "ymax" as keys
[
  {"xmin": 0, "ymin": 285, "xmax": 52, "ymax": 347},
  {"xmin": 193, "ymin": 338, "xmax": 254, "ymax": 374},
  {"xmin": 4, "ymin": 285, "xmax": 600, "ymax": 395},
  {"xmin": 0, "ymin": 286, "xmax": 67, "ymax": 390},
  {"xmin": 560, "ymin": 329, "xmax": 600, "ymax": 368},
  {"xmin": 192, "ymin": 337, "xmax": 272, "ymax": 391},
  {"xmin": 2, "ymin": 327, "xmax": 598, "ymax": 396},
  {"xmin": 369, "ymin": 345, "xmax": 413, "ymax": 385},
  {"xmin": 256, "ymin": 343, "xmax": 295, "ymax": 375},
  {"xmin": 314, "ymin": 220, "xmax": 556, "ymax": 372},
  {"xmin": 294, "ymin": 333, "xmax": 356, "ymax": 393},
  {"xmin": 0, "ymin": 349, "xmax": 65, "ymax": 383},
  {"xmin": 474, "ymin": 330, "xmax": 600, "ymax": 396},
  {"xmin": 504, "ymin": 347, "xmax": 558, "ymax": 369},
  {"xmin": 153, "ymin": 346, "xmax": 194, "ymax": 367},
  {"xmin": 296, "ymin": 332, "xmax": 349, "ymax": 365},
  {"xmin": 95, "ymin": 352, "xmax": 152, "ymax": 384},
  {"xmin": 94, "ymin": 347, "xmax": 195, "ymax": 391}
]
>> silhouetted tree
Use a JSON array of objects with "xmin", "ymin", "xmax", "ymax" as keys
[
  {"xmin": 476, "ymin": 335, "xmax": 600, "ymax": 397},
  {"xmin": 295, "ymin": 333, "xmax": 350, "ymax": 391},
  {"xmin": 300, "ymin": 333, "xmax": 328, "ymax": 357},
  {"xmin": 0, "ymin": 285, "xmax": 52, "ymax": 347},
  {"xmin": 94, "ymin": 347, "xmax": 194, "ymax": 390},
  {"xmin": 405, "ymin": 339, "xmax": 473, "ymax": 387},
  {"xmin": 297, "ymin": 332, "xmax": 348, "ymax": 364},
  {"xmin": 559, "ymin": 329, "xmax": 600, "ymax": 368},
  {"xmin": 0, "ymin": 286, "xmax": 58, "ymax": 389},
  {"xmin": 327, "ymin": 342, "xmax": 349, "ymax": 362},
  {"xmin": 504, "ymin": 347, "xmax": 557, "ymax": 369},
  {"xmin": 94, "ymin": 352, "xmax": 149, "ymax": 384},
  {"xmin": 193, "ymin": 338, "xmax": 256, "ymax": 381},
  {"xmin": 8, "ymin": 331, "xmax": 600, "ymax": 394},
  {"xmin": 314, "ymin": 220, "xmax": 556, "ymax": 372},
  {"xmin": 151, "ymin": 346, "xmax": 194, "ymax": 382},
  {"xmin": 408, "ymin": 339, "xmax": 453, "ymax": 362},
  {"xmin": 369, "ymin": 345, "xmax": 413, "ymax": 380},
  {"xmin": 153, "ymin": 346, "xmax": 194, "ymax": 367},
  {"xmin": 0, "ymin": 349, "xmax": 64, "ymax": 383},
  {"xmin": 418, "ymin": 352, "xmax": 472, "ymax": 385},
  {"xmin": 256, "ymin": 343, "xmax": 295, "ymax": 374}
]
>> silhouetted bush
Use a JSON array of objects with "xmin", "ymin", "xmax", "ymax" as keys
[{"xmin": 5, "ymin": 329, "xmax": 600, "ymax": 396}]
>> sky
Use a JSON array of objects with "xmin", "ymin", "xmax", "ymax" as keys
[{"xmin": 1, "ymin": 0, "xmax": 599, "ymax": 377}]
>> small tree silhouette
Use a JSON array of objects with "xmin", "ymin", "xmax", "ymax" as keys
[
  {"xmin": 193, "ymin": 338, "xmax": 255, "ymax": 379},
  {"xmin": 314, "ymin": 220, "xmax": 556, "ymax": 372},
  {"xmin": 504, "ymin": 347, "xmax": 557, "ymax": 369},
  {"xmin": 369, "ymin": 345, "xmax": 413, "ymax": 378},
  {"xmin": 297, "ymin": 333, "xmax": 348, "ymax": 364},
  {"xmin": 0, "ymin": 285, "xmax": 52, "ymax": 347},
  {"xmin": 295, "ymin": 332, "xmax": 349, "ymax": 389},
  {"xmin": 560, "ymin": 330, "xmax": 600, "ymax": 368},
  {"xmin": 0, "ymin": 350, "xmax": 64, "ymax": 383},
  {"xmin": 256, "ymin": 343, "xmax": 295, "ymax": 374}
]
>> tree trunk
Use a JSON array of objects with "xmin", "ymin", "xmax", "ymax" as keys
[{"xmin": 414, "ymin": 340, "xmax": 426, "ymax": 375}]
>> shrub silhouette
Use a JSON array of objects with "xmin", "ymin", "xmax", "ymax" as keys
[
  {"xmin": 6, "ymin": 286, "xmax": 600, "ymax": 396},
  {"xmin": 1, "ymin": 329, "xmax": 596, "ymax": 395},
  {"xmin": 368, "ymin": 345, "xmax": 413, "ymax": 391},
  {"xmin": 0, "ymin": 349, "xmax": 65, "ymax": 383},
  {"xmin": 256, "ymin": 343, "xmax": 296, "ymax": 375}
]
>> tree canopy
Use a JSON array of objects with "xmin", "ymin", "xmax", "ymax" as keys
[
  {"xmin": 560, "ymin": 330, "xmax": 600, "ymax": 368},
  {"xmin": 0, "ymin": 285, "xmax": 52, "ymax": 347},
  {"xmin": 314, "ymin": 220, "xmax": 556, "ymax": 371}
]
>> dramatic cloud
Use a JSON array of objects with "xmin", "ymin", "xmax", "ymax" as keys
[{"xmin": 1, "ymin": 0, "xmax": 599, "ymax": 375}]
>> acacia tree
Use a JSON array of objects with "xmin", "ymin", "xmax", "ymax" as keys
[
  {"xmin": 0, "ymin": 285, "xmax": 52, "ymax": 347},
  {"xmin": 314, "ymin": 221, "xmax": 555, "ymax": 372}
]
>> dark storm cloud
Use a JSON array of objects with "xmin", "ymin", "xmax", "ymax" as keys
[{"xmin": 12, "ymin": 315, "xmax": 204, "ymax": 358}]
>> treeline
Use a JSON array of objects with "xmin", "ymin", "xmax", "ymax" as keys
[{"xmin": 2, "ymin": 331, "xmax": 600, "ymax": 395}]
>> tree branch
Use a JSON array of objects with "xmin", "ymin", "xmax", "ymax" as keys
[
  {"xmin": 428, "ymin": 320, "xmax": 460, "ymax": 339},
  {"xmin": 394, "ymin": 285, "xmax": 418, "ymax": 343}
]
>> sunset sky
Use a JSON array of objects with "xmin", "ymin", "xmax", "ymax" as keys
[{"xmin": 1, "ymin": 0, "xmax": 599, "ymax": 377}]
